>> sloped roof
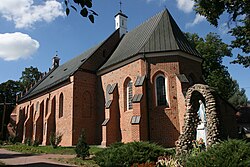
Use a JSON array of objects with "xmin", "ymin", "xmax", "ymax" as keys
[
  {"xmin": 99, "ymin": 9, "xmax": 200, "ymax": 71},
  {"xmin": 19, "ymin": 44, "xmax": 101, "ymax": 101},
  {"xmin": 19, "ymin": 29, "xmax": 121, "ymax": 102}
]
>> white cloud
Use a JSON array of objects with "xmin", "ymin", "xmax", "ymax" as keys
[
  {"xmin": 186, "ymin": 14, "xmax": 206, "ymax": 28},
  {"xmin": 176, "ymin": 0, "xmax": 194, "ymax": 13},
  {"xmin": 0, "ymin": 0, "xmax": 64, "ymax": 29},
  {"xmin": 0, "ymin": 32, "xmax": 39, "ymax": 61},
  {"xmin": 144, "ymin": 0, "xmax": 194, "ymax": 13},
  {"xmin": 219, "ymin": 23, "xmax": 230, "ymax": 34}
]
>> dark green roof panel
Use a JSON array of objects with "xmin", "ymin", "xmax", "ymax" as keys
[{"xmin": 100, "ymin": 9, "xmax": 200, "ymax": 71}]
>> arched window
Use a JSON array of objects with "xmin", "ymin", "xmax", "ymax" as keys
[
  {"xmin": 34, "ymin": 102, "xmax": 39, "ymax": 119},
  {"xmin": 36, "ymin": 102, "xmax": 39, "ymax": 112},
  {"xmin": 127, "ymin": 80, "xmax": 133, "ymax": 110},
  {"xmin": 45, "ymin": 99, "xmax": 49, "ymax": 116},
  {"xmin": 106, "ymin": 84, "xmax": 111, "ymax": 103},
  {"xmin": 155, "ymin": 74, "xmax": 169, "ymax": 107},
  {"xmin": 59, "ymin": 93, "xmax": 64, "ymax": 118}
]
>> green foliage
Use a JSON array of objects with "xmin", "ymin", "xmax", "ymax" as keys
[
  {"xmin": 24, "ymin": 138, "xmax": 32, "ymax": 146},
  {"xmin": 184, "ymin": 139, "xmax": 250, "ymax": 167},
  {"xmin": 64, "ymin": 0, "xmax": 98, "ymax": 23},
  {"xmin": 156, "ymin": 156, "xmax": 181, "ymax": 167},
  {"xmin": 0, "ymin": 80, "xmax": 21, "ymax": 104},
  {"xmin": 189, "ymin": 139, "xmax": 206, "ymax": 156},
  {"xmin": 1, "ymin": 144, "xmax": 76, "ymax": 154},
  {"xmin": 94, "ymin": 141, "xmax": 171, "ymax": 167},
  {"xmin": 193, "ymin": 0, "xmax": 250, "ymax": 67},
  {"xmin": 49, "ymin": 132, "xmax": 62, "ymax": 148},
  {"xmin": 75, "ymin": 129, "xmax": 90, "ymax": 159},
  {"xmin": 19, "ymin": 66, "xmax": 42, "ymax": 91},
  {"xmin": 32, "ymin": 139, "xmax": 40, "ymax": 147},
  {"xmin": 229, "ymin": 87, "xmax": 248, "ymax": 108},
  {"xmin": 23, "ymin": 138, "xmax": 40, "ymax": 147},
  {"xmin": 185, "ymin": 32, "xmax": 248, "ymax": 106},
  {"xmin": 56, "ymin": 157, "xmax": 99, "ymax": 167},
  {"xmin": 8, "ymin": 135, "xmax": 17, "ymax": 144}
]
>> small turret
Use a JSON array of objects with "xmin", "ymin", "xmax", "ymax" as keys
[
  {"xmin": 52, "ymin": 52, "xmax": 60, "ymax": 69},
  {"xmin": 115, "ymin": 1, "xmax": 128, "ymax": 37}
]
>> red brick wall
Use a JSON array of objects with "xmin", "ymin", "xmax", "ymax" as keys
[
  {"xmin": 16, "ymin": 80, "xmax": 74, "ymax": 146},
  {"xmin": 178, "ymin": 56, "xmax": 203, "ymax": 84},
  {"xmin": 72, "ymin": 71, "xmax": 98, "ymax": 145},
  {"xmin": 100, "ymin": 59, "xmax": 148, "ymax": 144},
  {"xmin": 148, "ymin": 56, "xmax": 180, "ymax": 147},
  {"xmin": 176, "ymin": 77, "xmax": 186, "ymax": 134}
]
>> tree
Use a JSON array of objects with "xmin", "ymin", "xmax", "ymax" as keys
[
  {"xmin": 0, "ymin": 80, "xmax": 21, "ymax": 139},
  {"xmin": 75, "ymin": 129, "xmax": 90, "ymax": 159},
  {"xmin": 228, "ymin": 85, "xmax": 248, "ymax": 109},
  {"xmin": 64, "ymin": 0, "xmax": 98, "ymax": 23},
  {"xmin": 193, "ymin": 0, "xmax": 250, "ymax": 67},
  {"xmin": 185, "ymin": 32, "xmax": 248, "ymax": 106},
  {"xmin": 0, "ymin": 80, "xmax": 21, "ymax": 105},
  {"xmin": 19, "ymin": 66, "xmax": 42, "ymax": 92}
]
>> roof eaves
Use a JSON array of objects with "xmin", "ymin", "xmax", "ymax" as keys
[
  {"xmin": 18, "ymin": 67, "xmax": 57, "ymax": 101},
  {"xmin": 18, "ymin": 76, "xmax": 70, "ymax": 103}
]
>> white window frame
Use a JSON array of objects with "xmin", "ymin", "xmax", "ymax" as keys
[
  {"xmin": 126, "ymin": 80, "xmax": 133, "ymax": 110},
  {"xmin": 155, "ymin": 74, "xmax": 169, "ymax": 107}
]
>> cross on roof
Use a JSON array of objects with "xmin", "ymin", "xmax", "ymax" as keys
[{"xmin": 119, "ymin": 0, "xmax": 122, "ymax": 12}]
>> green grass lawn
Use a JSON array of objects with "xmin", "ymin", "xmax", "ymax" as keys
[
  {"xmin": 0, "ymin": 144, "xmax": 103, "ymax": 166},
  {"xmin": 0, "ymin": 143, "xmax": 103, "ymax": 155},
  {"xmin": 54, "ymin": 157, "xmax": 99, "ymax": 167}
]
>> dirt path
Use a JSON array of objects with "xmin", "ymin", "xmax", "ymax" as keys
[{"xmin": 0, "ymin": 148, "xmax": 76, "ymax": 166}]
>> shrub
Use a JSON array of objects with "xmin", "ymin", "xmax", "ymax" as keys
[
  {"xmin": 94, "ymin": 141, "xmax": 172, "ymax": 167},
  {"xmin": 156, "ymin": 156, "xmax": 182, "ymax": 167},
  {"xmin": 49, "ymin": 132, "xmax": 62, "ymax": 148},
  {"xmin": 8, "ymin": 135, "xmax": 17, "ymax": 144},
  {"xmin": 32, "ymin": 139, "xmax": 40, "ymax": 147},
  {"xmin": 75, "ymin": 129, "xmax": 90, "ymax": 159},
  {"xmin": 24, "ymin": 138, "xmax": 32, "ymax": 146},
  {"xmin": 184, "ymin": 139, "xmax": 250, "ymax": 167}
]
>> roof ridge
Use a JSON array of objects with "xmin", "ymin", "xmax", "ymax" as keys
[
  {"xmin": 166, "ymin": 9, "xmax": 201, "ymax": 57},
  {"xmin": 137, "ymin": 9, "xmax": 166, "ymax": 53}
]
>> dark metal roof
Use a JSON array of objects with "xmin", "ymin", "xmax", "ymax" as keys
[
  {"xmin": 99, "ymin": 9, "xmax": 201, "ymax": 71},
  {"xmin": 19, "ymin": 29, "xmax": 121, "ymax": 102},
  {"xmin": 19, "ymin": 44, "xmax": 101, "ymax": 102}
]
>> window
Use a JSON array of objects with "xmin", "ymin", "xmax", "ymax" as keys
[
  {"xmin": 45, "ymin": 99, "xmax": 49, "ymax": 116},
  {"xmin": 59, "ymin": 93, "xmax": 64, "ymax": 118},
  {"xmin": 155, "ymin": 74, "xmax": 169, "ymax": 107},
  {"xmin": 131, "ymin": 115, "xmax": 141, "ymax": 124},
  {"xmin": 36, "ymin": 102, "xmax": 39, "ymax": 111},
  {"xmin": 34, "ymin": 102, "xmax": 39, "ymax": 119},
  {"xmin": 127, "ymin": 80, "xmax": 133, "ymax": 110}
]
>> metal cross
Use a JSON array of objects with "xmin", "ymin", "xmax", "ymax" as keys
[{"xmin": 119, "ymin": 0, "xmax": 122, "ymax": 12}]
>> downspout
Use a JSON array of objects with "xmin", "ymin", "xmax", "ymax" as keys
[{"xmin": 143, "ymin": 52, "xmax": 151, "ymax": 141}]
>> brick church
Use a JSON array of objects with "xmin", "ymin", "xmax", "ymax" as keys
[{"xmin": 12, "ymin": 9, "xmax": 206, "ymax": 147}]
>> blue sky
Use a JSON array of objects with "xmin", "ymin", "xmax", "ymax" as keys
[{"xmin": 0, "ymin": 0, "xmax": 249, "ymax": 98}]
